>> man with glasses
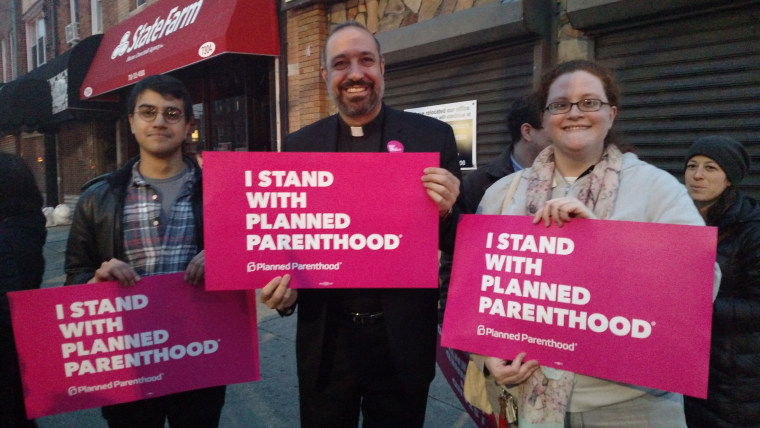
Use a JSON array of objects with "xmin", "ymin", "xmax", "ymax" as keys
[{"xmin": 64, "ymin": 74, "xmax": 225, "ymax": 427}]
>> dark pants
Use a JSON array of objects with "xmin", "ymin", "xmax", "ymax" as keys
[
  {"xmin": 102, "ymin": 385, "xmax": 226, "ymax": 428},
  {"xmin": 299, "ymin": 313, "xmax": 429, "ymax": 428}
]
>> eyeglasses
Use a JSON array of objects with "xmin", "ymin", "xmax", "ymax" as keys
[
  {"xmin": 544, "ymin": 99, "xmax": 610, "ymax": 115},
  {"xmin": 134, "ymin": 106, "xmax": 185, "ymax": 124}
]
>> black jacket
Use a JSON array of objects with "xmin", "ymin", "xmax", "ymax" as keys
[
  {"xmin": 64, "ymin": 155, "xmax": 204, "ymax": 286},
  {"xmin": 0, "ymin": 216, "xmax": 46, "ymax": 330},
  {"xmin": 438, "ymin": 145, "xmax": 516, "ymax": 320},
  {"xmin": 0, "ymin": 213, "xmax": 46, "ymax": 428},
  {"xmin": 459, "ymin": 147, "xmax": 516, "ymax": 215},
  {"xmin": 685, "ymin": 193, "xmax": 760, "ymax": 427}
]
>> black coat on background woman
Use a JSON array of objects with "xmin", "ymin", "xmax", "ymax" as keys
[
  {"xmin": 683, "ymin": 136, "xmax": 760, "ymax": 428},
  {"xmin": 0, "ymin": 153, "xmax": 47, "ymax": 427}
]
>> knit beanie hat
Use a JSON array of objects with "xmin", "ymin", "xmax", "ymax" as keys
[{"xmin": 685, "ymin": 135, "xmax": 750, "ymax": 184}]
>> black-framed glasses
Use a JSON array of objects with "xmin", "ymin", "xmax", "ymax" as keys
[
  {"xmin": 544, "ymin": 99, "xmax": 610, "ymax": 115},
  {"xmin": 134, "ymin": 106, "xmax": 185, "ymax": 123}
]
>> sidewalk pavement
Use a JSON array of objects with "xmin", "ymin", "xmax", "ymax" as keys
[{"xmin": 35, "ymin": 225, "xmax": 477, "ymax": 428}]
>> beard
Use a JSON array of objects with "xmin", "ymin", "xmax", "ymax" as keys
[{"xmin": 330, "ymin": 79, "xmax": 383, "ymax": 119}]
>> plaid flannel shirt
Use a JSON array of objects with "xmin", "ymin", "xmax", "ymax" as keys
[{"xmin": 123, "ymin": 162, "xmax": 198, "ymax": 276}]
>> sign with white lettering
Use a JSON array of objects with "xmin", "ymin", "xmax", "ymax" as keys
[
  {"xmin": 81, "ymin": 0, "xmax": 279, "ymax": 99},
  {"xmin": 203, "ymin": 151, "xmax": 440, "ymax": 290},
  {"xmin": 441, "ymin": 215, "xmax": 716, "ymax": 398},
  {"xmin": 8, "ymin": 273, "xmax": 259, "ymax": 418}
]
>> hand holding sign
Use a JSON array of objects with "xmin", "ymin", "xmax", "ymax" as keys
[
  {"xmin": 89, "ymin": 258, "xmax": 140, "ymax": 286},
  {"xmin": 484, "ymin": 353, "xmax": 539, "ymax": 386},
  {"xmin": 184, "ymin": 250, "xmax": 205, "ymax": 286},
  {"xmin": 259, "ymin": 274, "xmax": 297, "ymax": 312},
  {"xmin": 421, "ymin": 166, "xmax": 460, "ymax": 219},
  {"xmin": 532, "ymin": 197, "xmax": 597, "ymax": 227}
]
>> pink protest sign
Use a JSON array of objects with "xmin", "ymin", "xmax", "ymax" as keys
[
  {"xmin": 441, "ymin": 215, "xmax": 716, "ymax": 398},
  {"xmin": 203, "ymin": 151, "xmax": 439, "ymax": 290},
  {"xmin": 8, "ymin": 273, "xmax": 259, "ymax": 418}
]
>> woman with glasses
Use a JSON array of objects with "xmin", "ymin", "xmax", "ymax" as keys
[
  {"xmin": 468, "ymin": 60, "xmax": 719, "ymax": 427},
  {"xmin": 682, "ymin": 136, "xmax": 760, "ymax": 428}
]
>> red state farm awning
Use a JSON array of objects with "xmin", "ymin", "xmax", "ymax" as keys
[{"xmin": 81, "ymin": 0, "xmax": 279, "ymax": 100}]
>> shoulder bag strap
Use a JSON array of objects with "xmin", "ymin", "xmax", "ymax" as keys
[{"xmin": 500, "ymin": 170, "xmax": 523, "ymax": 213}]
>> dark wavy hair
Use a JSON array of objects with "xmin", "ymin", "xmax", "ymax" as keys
[
  {"xmin": 538, "ymin": 60, "xmax": 631, "ymax": 151},
  {"xmin": 0, "ymin": 153, "xmax": 44, "ymax": 221},
  {"xmin": 126, "ymin": 74, "xmax": 193, "ymax": 122},
  {"xmin": 507, "ymin": 93, "xmax": 543, "ymax": 143},
  {"xmin": 702, "ymin": 185, "xmax": 739, "ymax": 228}
]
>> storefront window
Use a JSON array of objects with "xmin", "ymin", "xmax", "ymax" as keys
[
  {"xmin": 210, "ymin": 95, "xmax": 247, "ymax": 151},
  {"xmin": 174, "ymin": 54, "xmax": 273, "ymax": 153},
  {"xmin": 187, "ymin": 103, "xmax": 205, "ymax": 155}
]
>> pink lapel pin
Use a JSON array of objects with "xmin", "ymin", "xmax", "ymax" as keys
[{"xmin": 387, "ymin": 140, "xmax": 404, "ymax": 153}]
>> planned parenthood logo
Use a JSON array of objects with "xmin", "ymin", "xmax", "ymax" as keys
[
  {"xmin": 246, "ymin": 261, "xmax": 342, "ymax": 272},
  {"xmin": 68, "ymin": 373, "xmax": 164, "ymax": 396},
  {"xmin": 476, "ymin": 325, "xmax": 577, "ymax": 351}
]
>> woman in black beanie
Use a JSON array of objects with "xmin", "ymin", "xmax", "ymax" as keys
[{"xmin": 683, "ymin": 135, "xmax": 760, "ymax": 428}]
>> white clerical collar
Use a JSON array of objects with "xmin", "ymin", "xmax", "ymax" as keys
[{"xmin": 350, "ymin": 126, "xmax": 364, "ymax": 137}]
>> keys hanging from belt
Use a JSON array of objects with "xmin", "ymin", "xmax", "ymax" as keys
[
  {"xmin": 344, "ymin": 310, "xmax": 384, "ymax": 325},
  {"xmin": 498, "ymin": 388, "xmax": 518, "ymax": 428}
]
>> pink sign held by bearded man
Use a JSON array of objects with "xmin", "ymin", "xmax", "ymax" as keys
[
  {"xmin": 441, "ymin": 214, "xmax": 717, "ymax": 398},
  {"xmin": 202, "ymin": 151, "xmax": 440, "ymax": 290},
  {"xmin": 8, "ymin": 273, "xmax": 259, "ymax": 418}
]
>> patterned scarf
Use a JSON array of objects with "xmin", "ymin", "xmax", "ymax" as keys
[
  {"xmin": 515, "ymin": 144, "xmax": 623, "ymax": 427},
  {"xmin": 525, "ymin": 144, "xmax": 624, "ymax": 220}
]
